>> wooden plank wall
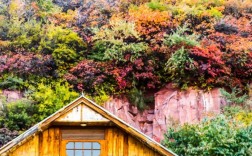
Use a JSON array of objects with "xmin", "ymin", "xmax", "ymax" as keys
[
  {"xmin": 8, "ymin": 127, "xmax": 60, "ymax": 156},
  {"xmin": 8, "ymin": 127, "xmax": 162, "ymax": 156},
  {"xmin": 106, "ymin": 127, "xmax": 161, "ymax": 156},
  {"xmin": 39, "ymin": 127, "xmax": 60, "ymax": 156},
  {"xmin": 9, "ymin": 135, "xmax": 39, "ymax": 156}
]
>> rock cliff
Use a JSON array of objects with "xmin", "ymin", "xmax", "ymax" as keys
[{"xmin": 104, "ymin": 84, "xmax": 227, "ymax": 142}]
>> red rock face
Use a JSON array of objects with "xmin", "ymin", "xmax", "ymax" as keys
[
  {"xmin": 104, "ymin": 96, "xmax": 155, "ymax": 138},
  {"xmin": 153, "ymin": 84, "xmax": 226, "ymax": 141},
  {"xmin": 103, "ymin": 84, "xmax": 227, "ymax": 142},
  {"xmin": 2, "ymin": 90, "xmax": 23, "ymax": 102}
]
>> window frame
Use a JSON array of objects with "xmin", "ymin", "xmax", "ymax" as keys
[{"xmin": 61, "ymin": 140, "xmax": 106, "ymax": 156}]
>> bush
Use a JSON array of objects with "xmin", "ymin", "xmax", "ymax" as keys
[
  {"xmin": 87, "ymin": 87, "xmax": 112, "ymax": 105},
  {"xmin": 0, "ymin": 128, "xmax": 19, "ymax": 148},
  {"xmin": 31, "ymin": 81, "xmax": 79, "ymax": 120},
  {"xmin": 0, "ymin": 98, "xmax": 36, "ymax": 131},
  {"xmin": 128, "ymin": 88, "xmax": 146, "ymax": 111},
  {"xmin": 166, "ymin": 0, "xmax": 224, "ymax": 20},
  {"xmin": 93, "ymin": 18, "xmax": 140, "ymax": 42},
  {"xmin": 220, "ymin": 88, "xmax": 249, "ymax": 105},
  {"xmin": 164, "ymin": 25, "xmax": 199, "ymax": 47},
  {"xmin": 103, "ymin": 42, "xmax": 148, "ymax": 62},
  {"xmin": 147, "ymin": 0, "xmax": 168, "ymax": 11},
  {"xmin": 39, "ymin": 26, "xmax": 87, "ymax": 72},
  {"xmin": 223, "ymin": 106, "xmax": 252, "ymax": 126},
  {"xmin": 128, "ymin": 4, "xmax": 172, "ymax": 42},
  {"xmin": 0, "ymin": 53, "xmax": 56, "ymax": 79},
  {"xmin": 8, "ymin": 19, "xmax": 42, "ymax": 51},
  {"xmin": 162, "ymin": 115, "xmax": 252, "ymax": 156},
  {"xmin": 91, "ymin": 18, "xmax": 148, "ymax": 62},
  {"xmin": 165, "ymin": 47, "xmax": 195, "ymax": 89},
  {"xmin": 0, "ymin": 76, "xmax": 25, "ymax": 90},
  {"xmin": 65, "ymin": 60, "xmax": 112, "ymax": 92}
]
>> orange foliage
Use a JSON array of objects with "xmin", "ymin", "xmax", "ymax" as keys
[
  {"xmin": 128, "ymin": 5, "xmax": 173, "ymax": 40},
  {"xmin": 206, "ymin": 15, "xmax": 252, "ymax": 53},
  {"xmin": 50, "ymin": 10, "xmax": 77, "ymax": 27}
]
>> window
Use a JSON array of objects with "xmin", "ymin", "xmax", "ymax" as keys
[{"xmin": 66, "ymin": 142, "xmax": 101, "ymax": 156}]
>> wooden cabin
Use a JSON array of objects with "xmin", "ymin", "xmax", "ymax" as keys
[{"xmin": 0, "ymin": 96, "xmax": 177, "ymax": 156}]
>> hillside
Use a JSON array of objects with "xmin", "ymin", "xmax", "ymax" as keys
[{"xmin": 0, "ymin": 0, "xmax": 252, "ymax": 155}]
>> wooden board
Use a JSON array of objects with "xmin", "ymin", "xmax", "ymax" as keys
[
  {"xmin": 105, "ymin": 127, "xmax": 162, "ymax": 156},
  {"xmin": 39, "ymin": 127, "xmax": 60, "ymax": 156},
  {"xmin": 55, "ymin": 104, "xmax": 109, "ymax": 122},
  {"xmin": 61, "ymin": 128, "xmax": 105, "ymax": 140},
  {"xmin": 9, "ymin": 135, "xmax": 39, "ymax": 156}
]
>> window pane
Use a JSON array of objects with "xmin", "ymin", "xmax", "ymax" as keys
[
  {"xmin": 93, "ymin": 142, "xmax": 100, "ymax": 149},
  {"xmin": 66, "ymin": 150, "xmax": 74, "ymax": 156},
  {"xmin": 84, "ymin": 142, "xmax": 91, "ymax": 149},
  {"xmin": 75, "ymin": 150, "xmax": 82, "ymax": 156},
  {"xmin": 84, "ymin": 150, "xmax": 92, "ymax": 156},
  {"xmin": 66, "ymin": 142, "xmax": 74, "ymax": 149},
  {"xmin": 93, "ymin": 150, "xmax": 100, "ymax": 156},
  {"xmin": 75, "ymin": 142, "xmax": 82, "ymax": 149},
  {"xmin": 66, "ymin": 142, "xmax": 101, "ymax": 156}
]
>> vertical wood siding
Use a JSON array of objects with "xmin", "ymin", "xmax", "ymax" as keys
[
  {"xmin": 7, "ymin": 127, "xmax": 162, "ymax": 156},
  {"xmin": 39, "ymin": 127, "xmax": 60, "ymax": 156},
  {"xmin": 106, "ymin": 127, "xmax": 162, "ymax": 156},
  {"xmin": 9, "ymin": 135, "xmax": 39, "ymax": 156}
]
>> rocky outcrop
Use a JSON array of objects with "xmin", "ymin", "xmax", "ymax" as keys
[
  {"xmin": 0, "ymin": 90, "xmax": 23, "ymax": 109},
  {"xmin": 153, "ymin": 84, "xmax": 226, "ymax": 142},
  {"xmin": 1, "ymin": 90, "xmax": 23, "ymax": 102},
  {"xmin": 104, "ymin": 97, "xmax": 155, "ymax": 138},
  {"xmin": 104, "ymin": 84, "xmax": 227, "ymax": 142},
  {"xmin": 0, "ymin": 86, "xmax": 227, "ymax": 142}
]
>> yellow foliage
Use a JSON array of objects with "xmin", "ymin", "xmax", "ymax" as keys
[
  {"xmin": 235, "ymin": 111, "xmax": 252, "ymax": 126},
  {"xmin": 93, "ymin": 17, "xmax": 140, "ymax": 42},
  {"xmin": 157, "ymin": 0, "xmax": 224, "ymax": 24},
  {"xmin": 0, "ymin": 40, "xmax": 10, "ymax": 47},
  {"xmin": 8, "ymin": 0, "xmax": 21, "ymax": 17},
  {"xmin": 163, "ymin": 0, "xmax": 225, "ymax": 6}
]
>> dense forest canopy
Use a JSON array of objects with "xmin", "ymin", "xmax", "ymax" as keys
[{"xmin": 0, "ymin": 0, "xmax": 251, "ymax": 155}]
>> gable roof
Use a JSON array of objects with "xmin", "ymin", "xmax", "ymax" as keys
[{"xmin": 0, "ymin": 95, "xmax": 177, "ymax": 156}]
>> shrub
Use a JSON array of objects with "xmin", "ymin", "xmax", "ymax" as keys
[
  {"xmin": 165, "ymin": 47, "xmax": 195, "ymax": 88},
  {"xmin": 128, "ymin": 88, "xmax": 146, "ymax": 111},
  {"xmin": 65, "ymin": 60, "xmax": 112, "ymax": 92},
  {"xmin": 91, "ymin": 18, "xmax": 148, "ymax": 62},
  {"xmin": 93, "ymin": 18, "xmax": 140, "ymax": 42},
  {"xmin": 188, "ymin": 45, "xmax": 230, "ymax": 87},
  {"xmin": 8, "ymin": 19, "xmax": 42, "ymax": 51},
  {"xmin": 0, "ymin": 98, "xmax": 36, "ymax": 131},
  {"xmin": 222, "ymin": 105, "xmax": 252, "ymax": 126},
  {"xmin": 31, "ymin": 81, "xmax": 79, "ymax": 120},
  {"xmin": 0, "ymin": 76, "xmax": 25, "ymax": 90},
  {"xmin": 164, "ymin": 25, "xmax": 199, "ymax": 47},
  {"xmin": 0, "ymin": 53, "xmax": 55, "ymax": 78},
  {"xmin": 220, "ymin": 88, "xmax": 249, "ymax": 105},
  {"xmin": 224, "ymin": 0, "xmax": 252, "ymax": 17},
  {"xmin": 128, "ymin": 4, "xmax": 172, "ymax": 42},
  {"xmin": 162, "ymin": 115, "xmax": 252, "ymax": 156},
  {"xmin": 147, "ymin": 0, "xmax": 168, "ymax": 11},
  {"xmin": 103, "ymin": 42, "xmax": 148, "ymax": 62},
  {"xmin": 89, "ymin": 87, "xmax": 112, "ymax": 105},
  {"xmin": 227, "ymin": 51, "xmax": 252, "ymax": 80},
  {"xmin": 39, "ymin": 26, "xmax": 87, "ymax": 72},
  {"xmin": 0, "ymin": 128, "xmax": 18, "ymax": 148},
  {"xmin": 166, "ymin": 0, "xmax": 224, "ymax": 20}
]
